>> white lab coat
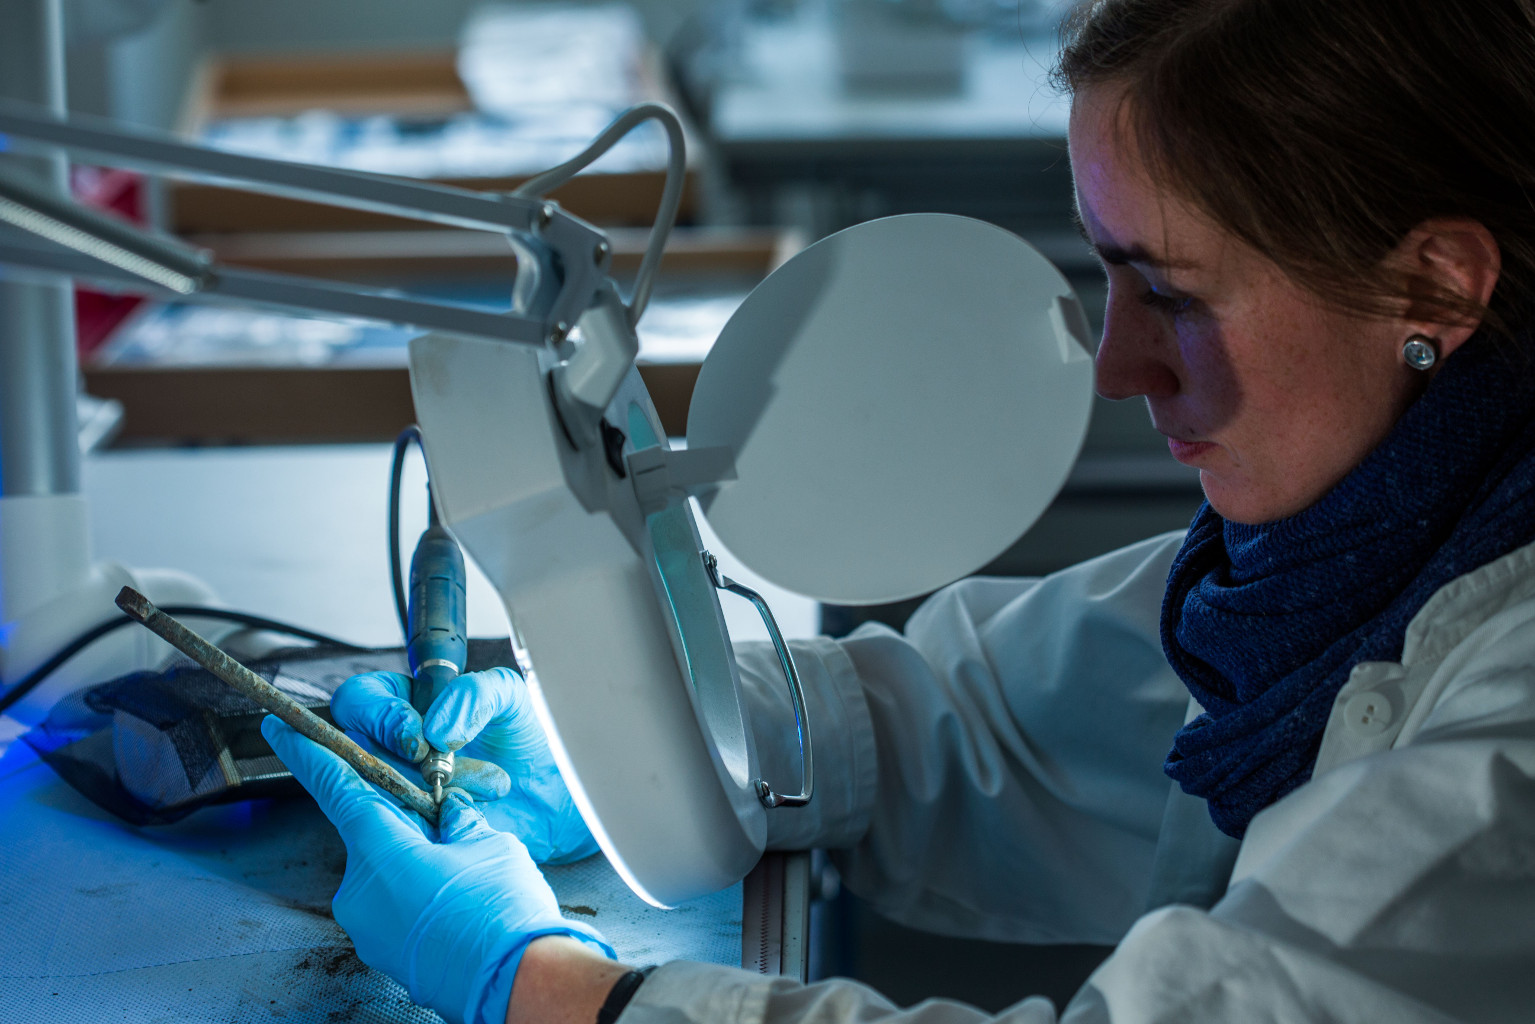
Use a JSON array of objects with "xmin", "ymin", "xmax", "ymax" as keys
[{"xmin": 622, "ymin": 530, "xmax": 1535, "ymax": 1024}]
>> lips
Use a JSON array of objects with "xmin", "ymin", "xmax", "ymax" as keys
[{"xmin": 1166, "ymin": 437, "xmax": 1216, "ymax": 463}]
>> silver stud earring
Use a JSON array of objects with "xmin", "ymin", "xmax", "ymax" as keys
[{"xmin": 1402, "ymin": 334, "xmax": 1439, "ymax": 371}]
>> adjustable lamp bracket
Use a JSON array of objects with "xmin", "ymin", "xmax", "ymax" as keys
[
  {"xmin": 0, "ymin": 100, "xmax": 614, "ymax": 357},
  {"xmin": 0, "ymin": 99, "xmax": 790, "ymax": 908}
]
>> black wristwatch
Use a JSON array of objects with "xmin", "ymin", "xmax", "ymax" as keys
[{"xmin": 596, "ymin": 966, "xmax": 655, "ymax": 1024}]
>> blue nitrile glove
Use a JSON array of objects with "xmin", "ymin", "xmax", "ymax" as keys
[
  {"xmin": 331, "ymin": 667, "xmax": 599, "ymax": 865},
  {"xmin": 261, "ymin": 716, "xmax": 612, "ymax": 1024}
]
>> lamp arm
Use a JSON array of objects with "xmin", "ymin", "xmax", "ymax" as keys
[
  {"xmin": 0, "ymin": 99, "xmax": 556, "ymax": 232},
  {"xmin": 0, "ymin": 164, "xmax": 211, "ymax": 293},
  {"xmin": 0, "ymin": 225, "xmax": 553, "ymax": 347},
  {"xmin": 0, "ymin": 98, "xmax": 629, "ymax": 350}
]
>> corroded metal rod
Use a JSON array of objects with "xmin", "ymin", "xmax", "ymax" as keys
[{"xmin": 114, "ymin": 586, "xmax": 440, "ymax": 824}]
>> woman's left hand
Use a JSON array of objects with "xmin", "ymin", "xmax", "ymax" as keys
[
  {"xmin": 330, "ymin": 668, "xmax": 599, "ymax": 865},
  {"xmin": 261, "ymin": 716, "xmax": 613, "ymax": 1024}
]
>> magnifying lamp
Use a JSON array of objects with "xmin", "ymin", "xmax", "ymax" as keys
[
  {"xmin": 0, "ymin": 99, "xmax": 1092, "ymax": 909},
  {"xmin": 410, "ymin": 213, "xmax": 1094, "ymax": 907}
]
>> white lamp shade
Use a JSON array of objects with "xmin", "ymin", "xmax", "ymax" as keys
[{"xmin": 688, "ymin": 214, "xmax": 1095, "ymax": 605}]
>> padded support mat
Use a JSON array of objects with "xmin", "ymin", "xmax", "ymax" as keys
[{"xmin": 0, "ymin": 727, "xmax": 742, "ymax": 1022}]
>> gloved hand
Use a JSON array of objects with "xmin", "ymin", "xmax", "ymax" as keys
[
  {"xmin": 261, "ymin": 716, "xmax": 612, "ymax": 1024},
  {"xmin": 331, "ymin": 667, "xmax": 599, "ymax": 865}
]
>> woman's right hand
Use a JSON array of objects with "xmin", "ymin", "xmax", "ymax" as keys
[{"xmin": 331, "ymin": 667, "xmax": 599, "ymax": 865}]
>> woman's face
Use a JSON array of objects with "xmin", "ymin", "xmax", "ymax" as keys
[{"xmin": 1068, "ymin": 85, "xmax": 1422, "ymax": 524}]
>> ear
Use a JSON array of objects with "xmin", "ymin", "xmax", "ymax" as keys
[{"xmin": 1395, "ymin": 218, "xmax": 1502, "ymax": 360}]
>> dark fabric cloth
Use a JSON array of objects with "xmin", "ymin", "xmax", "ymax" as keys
[
  {"xmin": 1161, "ymin": 335, "xmax": 1535, "ymax": 838},
  {"xmin": 25, "ymin": 639, "xmax": 516, "ymax": 826}
]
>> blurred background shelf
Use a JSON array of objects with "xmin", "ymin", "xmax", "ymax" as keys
[{"xmin": 166, "ymin": 6, "xmax": 708, "ymax": 232}]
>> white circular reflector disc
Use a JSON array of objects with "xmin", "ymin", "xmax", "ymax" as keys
[{"xmin": 688, "ymin": 214, "xmax": 1094, "ymax": 605}]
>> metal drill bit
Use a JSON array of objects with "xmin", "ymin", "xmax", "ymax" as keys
[
  {"xmin": 115, "ymin": 586, "xmax": 440, "ymax": 825},
  {"xmin": 419, "ymin": 748, "xmax": 454, "ymax": 807}
]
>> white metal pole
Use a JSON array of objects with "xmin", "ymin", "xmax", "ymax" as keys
[
  {"xmin": 0, "ymin": 0, "xmax": 147, "ymax": 717},
  {"xmin": 0, "ymin": 0, "xmax": 80, "ymax": 499}
]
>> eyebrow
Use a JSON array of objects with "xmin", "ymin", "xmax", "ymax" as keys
[{"xmin": 1070, "ymin": 207, "xmax": 1199, "ymax": 270}]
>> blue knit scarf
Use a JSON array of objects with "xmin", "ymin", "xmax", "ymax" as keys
[{"xmin": 1161, "ymin": 336, "xmax": 1535, "ymax": 838}]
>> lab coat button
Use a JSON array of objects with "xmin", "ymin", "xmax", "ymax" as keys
[{"xmin": 1344, "ymin": 691, "xmax": 1394, "ymax": 736}]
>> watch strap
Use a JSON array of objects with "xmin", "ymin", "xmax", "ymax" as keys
[{"xmin": 596, "ymin": 966, "xmax": 655, "ymax": 1024}]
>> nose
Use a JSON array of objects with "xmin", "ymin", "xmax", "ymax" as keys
[{"xmin": 1093, "ymin": 286, "xmax": 1179, "ymax": 401}]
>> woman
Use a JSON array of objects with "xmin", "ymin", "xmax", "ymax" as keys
[{"xmin": 263, "ymin": 1, "xmax": 1535, "ymax": 1022}]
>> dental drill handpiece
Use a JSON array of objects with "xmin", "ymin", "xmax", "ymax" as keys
[{"xmin": 406, "ymin": 522, "xmax": 468, "ymax": 805}]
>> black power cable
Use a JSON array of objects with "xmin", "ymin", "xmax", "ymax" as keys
[
  {"xmin": 4, "ymin": 428, "xmax": 439, "ymax": 719},
  {"xmin": 0, "ymin": 606, "xmax": 366, "ymax": 717},
  {"xmin": 388, "ymin": 424, "xmax": 437, "ymax": 641}
]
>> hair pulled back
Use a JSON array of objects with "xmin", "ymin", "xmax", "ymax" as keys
[{"xmin": 1054, "ymin": 0, "xmax": 1535, "ymax": 336}]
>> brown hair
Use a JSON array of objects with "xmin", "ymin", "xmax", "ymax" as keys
[{"xmin": 1053, "ymin": 0, "xmax": 1535, "ymax": 337}]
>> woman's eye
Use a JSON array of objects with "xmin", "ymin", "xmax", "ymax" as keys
[{"xmin": 1140, "ymin": 289, "xmax": 1195, "ymax": 316}]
